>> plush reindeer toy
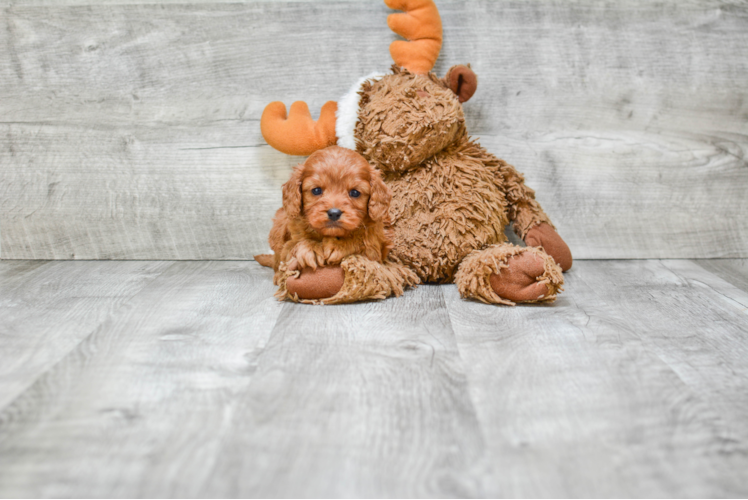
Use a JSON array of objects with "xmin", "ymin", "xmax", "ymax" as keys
[{"xmin": 260, "ymin": 0, "xmax": 572, "ymax": 305}]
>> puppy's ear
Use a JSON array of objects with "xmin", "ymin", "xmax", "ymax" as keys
[
  {"xmin": 282, "ymin": 163, "xmax": 304, "ymax": 218},
  {"xmin": 367, "ymin": 167, "xmax": 392, "ymax": 221}
]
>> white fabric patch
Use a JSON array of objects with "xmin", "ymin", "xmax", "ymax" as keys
[{"xmin": 335, "ymin": 72, "xmax": 385, "ymax": 150}]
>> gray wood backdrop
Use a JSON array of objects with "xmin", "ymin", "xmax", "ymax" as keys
[{"xmin": 1, "ymin": 0, "xmax": 747, "ymax": 260}]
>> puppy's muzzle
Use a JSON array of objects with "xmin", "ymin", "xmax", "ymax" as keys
[{"xmin": 327, "ymin": 208, "xmax": 343, "ymax": 221}]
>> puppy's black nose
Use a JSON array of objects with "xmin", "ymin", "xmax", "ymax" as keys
[{"xmin": 327, "ymin": 208, "xmax": 342, "ymax": 221}]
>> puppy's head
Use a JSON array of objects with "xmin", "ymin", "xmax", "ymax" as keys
[{"xmin": 282, "ymin": 146, "xmax": 391, "ymax": 238}]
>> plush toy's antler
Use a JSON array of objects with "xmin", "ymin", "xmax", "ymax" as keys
[
  {"xmin": 261, "ymin": 101, "xmax": 338, "ymax": 156},
  {"xmin": 385, "ymin": 0, "xmax": 443, "ymax": 75}
]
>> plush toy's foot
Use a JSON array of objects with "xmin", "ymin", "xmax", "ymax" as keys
[
  {"xmin": 489, "ymin": 251, "xmax": 558, "ymax": 302},
  {"xmin": 455, "ymin": 244, "xmax": 563, "ymax": 305},
  {"xmin": 285, "ymin": 266, "xmax": 344, "ymax": 300},
  {"xmin": 276, "ymin": 255, "xmax": 419, "ymax": 304}
]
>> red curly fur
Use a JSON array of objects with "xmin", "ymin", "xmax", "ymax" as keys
[{"xmin": 261, "ymin": 146, "xmax": 393, "ymax": 285}]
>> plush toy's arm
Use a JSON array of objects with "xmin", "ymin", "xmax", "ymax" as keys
[
  {"xmin": 493, "ymin": 159, "xmax": 553, "ymax": 238},
  {"xmin": 275, "ymin": 255, "xmax": 419, "ymax": 305},
  {"xmin": 490, "ymin": 156, "xmax": 573, "ymax": 271}
]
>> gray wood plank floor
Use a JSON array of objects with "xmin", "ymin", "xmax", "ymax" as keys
[{"xmin": 1, "ymin": 259, "xmax": 747, "ymax": 497}]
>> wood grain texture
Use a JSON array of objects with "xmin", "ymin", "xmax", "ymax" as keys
[
  {"xmin": 0, "ymin": 259, "xmax": 747, "ymax": 496},
  {"xmin": 0, "ymin": 261, "xmax": 284, "ymax": 497},
  {"xmin": 1, "ymin": 1, "xmax": 747, "ymax": 259},
  {"xmin": 693, "ymin": 258, "xmax": 748, "ymax": 294},
  {"xmin": 0, "ymin": 122, "xmax": 291, "ymax": 259},
  {"xmin": 444, "ymin": 259, "xmax": 748, "ymax": 497},
  {"xmin": 202, "ymin": 285, "xmax": 484, "ymax": 498},
  {"xmin": 0, "ymin": 265, "xmax": 484, "ymax": 497},
  {"xmin": 0, "ymin": 260, "xmax": 172, "ymax": 409},
  {"xmin": 4, "ymin": 0, "xmax": 371, "ymax": 4}
]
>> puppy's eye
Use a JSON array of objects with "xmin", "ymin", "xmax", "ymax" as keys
[
  {"xmin": 349, "ymin": 189, "xmax": 361, "ymax": 198},
  {"xmin": 311, "ymin": 187, "xmax": 322, "ymax": 196}
]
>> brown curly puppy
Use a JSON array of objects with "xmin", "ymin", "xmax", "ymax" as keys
[{"xmin": 257, "ymin": 146, "xmax": 419, "ymax": 304}]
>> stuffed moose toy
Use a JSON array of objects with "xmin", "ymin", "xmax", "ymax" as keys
[{"xmin": 259, "ymin": 0, "xmax": 572, "ymax": 305}]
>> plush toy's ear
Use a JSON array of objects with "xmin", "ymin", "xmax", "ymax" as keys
[
  {"xmin": 282, "ymin": 163, "xmax": 305, "ymax": 218},
  {"xmin": 443, "ymin": 64, "xmax": 478, "ymax": 103},
  {"xmin": 368, "ymin": 167, "xmax": 392, "ymax": 222}
]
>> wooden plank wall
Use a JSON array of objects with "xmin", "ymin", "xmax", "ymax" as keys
[{"xmin": 1, "ymin": 0, "xmax": 747, "ymax": 260}]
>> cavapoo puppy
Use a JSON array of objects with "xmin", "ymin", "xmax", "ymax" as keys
[{"xmin": 256, "ymin": 146, "xmax": 397, "ymax": 301}]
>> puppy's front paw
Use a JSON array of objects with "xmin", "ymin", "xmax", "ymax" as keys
[
  {"xmin": 287, "ymin": 257, "xmax": 300, "ymax": 272},
  {"xmin": 286, "ymin": 266, "xmax": 345, "ymax": 301},
  {"xmin": 289, "ymin": 243, "xmax": 324, "ymax": 271}
]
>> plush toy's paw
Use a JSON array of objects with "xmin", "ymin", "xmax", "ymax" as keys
[
  {"xmin": 524, "ymin": 223, "xmax": 573, "ymax": 271},
  {"xmin": 489, "ymin": 252, "xmax": 551, "ymax": 302},
  {"xmin": 285, "ymin": 266, "xmax": 345, "ymax": 301},
  {"xmin": 455, "ymin": 244, "xmax": 563, "ymax": 305}
]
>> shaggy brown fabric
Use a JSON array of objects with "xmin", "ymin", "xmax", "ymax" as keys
[
  {"xmin": 501, "ymin": 163, "xmax": 554, "ymax": 239},
  {"xmin": 385, "ymin": 137, "xmax": 509, "ymax": 283},
  {"xmin": 377, "ymin": 131, "xmax": 554, "ymax": 284},
  {"xmin": 356, "ymin": 66, "xmax": 466, "ymax": 173},
  {"xmin": 350, "ymin": 67, "xmax": 568, "ymax": 303},
  {"xmin": 454, "ymin": 244, "xmax": 563, "ymax": 306}
]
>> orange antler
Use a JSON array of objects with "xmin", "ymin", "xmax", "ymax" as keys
[
  {"xmin": 261, "ymin": 101, "xmax": 338, "ymax": 156},
  {"xmin": 385, "ymin": 0, "xmax": 443, "ymax": 74}
]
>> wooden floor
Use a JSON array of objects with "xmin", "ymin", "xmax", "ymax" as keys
[{"xmin": 0, "ymin": 259, "xmax": 746, "ymax": 497}]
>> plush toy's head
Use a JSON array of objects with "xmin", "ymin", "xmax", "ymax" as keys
[
  {"xmin": 356, "ymin": 66, "xmax": 478, "ymax": 173},
  {"xmin": 356, "ymin": 67, "xmax": 465, "ymax": 174},
  {"xmin": 261, "ymin": 0, "xmax": 478, "ymax": 164}
]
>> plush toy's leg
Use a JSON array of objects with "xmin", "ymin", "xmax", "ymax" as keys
[
  {"xmin": 488, "ymin": 158, "xmax": 573, "ymax": 271},
  {"xmin": 454, "ymin": 243, "xmax": 563, "ymax": 305},
  {"xmin": 276, "ymin": 255, "xmax": 419, "ymax": 305}
]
